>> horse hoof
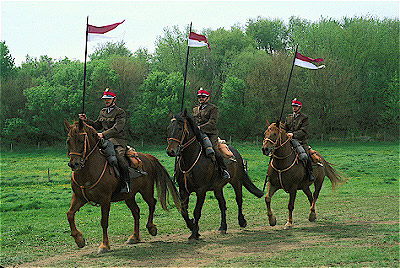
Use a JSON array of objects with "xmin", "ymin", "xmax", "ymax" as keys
[
  {"xmin": 76, "ymin": 237, "xmax": 86, "ymax": 248},
  {"xmin": 148, "ymin": 226, "xmax": 158, "ymax": 236},
  {"xmin": 239, "ymin": 218, "xmax": 247, "ymax": 228},
  {"xmin": 126, "ymin": 238, "xmax": 141, "ymax": 244},
  {"xmin": 284, "ymin": 222, "xmax": 293, "ymax": 230},
  {"xmin": 268, "ymin": 215, "xmax": 277, "ymax": 226},
  {"xmin": 97, "ymin": 247, "xmax": 109, "ymax": 254},
  {"xmin": 309, "ymin": 211, "xmax": 317, "ymax": 222}
]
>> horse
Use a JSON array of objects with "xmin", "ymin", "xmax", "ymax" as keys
[
  {"xmin": 165, "ymin": 110, "xmax": 264, "ymax": 242},
  {"xmin": 261, "ymin": 121, "xmax": 347, "ymax": 229},
  {"xmin": 64, "ymin": 119, "xmax": 182, "ymax": 254}
]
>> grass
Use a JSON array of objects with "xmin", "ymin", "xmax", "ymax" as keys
[{"xmin": 0, "ymin": 141, "xmax": 399, "ymax": 267}]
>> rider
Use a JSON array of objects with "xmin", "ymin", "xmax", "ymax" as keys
[
  {"xmin": 192, "ymin": 88, "xmax": 230, "ymax": 180},
  {"xmin": 282, "ymin": 98, "xmax": 315, "ymax": 182},
  {"xmin": 79, "ymin": 88, "xmax": 131, "ymax": 193}
]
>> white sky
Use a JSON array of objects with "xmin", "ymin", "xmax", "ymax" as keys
[{"xmin": 1, "ymin": 1, "xmax": 398, "ymax": 66}]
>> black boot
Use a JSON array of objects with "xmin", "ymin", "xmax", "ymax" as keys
[
  {"xmin": 306, "ymin": 158, "xmax": 315, "ymax": 182},
  {"xmin": 119, "ymin": 166, "xmax": 131, "ymax": 193},
  {"xmin": 216, "ymin": 154, "xmax": 230, "ymax": 180}
]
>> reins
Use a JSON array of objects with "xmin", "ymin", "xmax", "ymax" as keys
[
  {"xmin": 264, "ymin": 125, "xmax": 299, "ymax": 192},
  {"xmin": 68, "ymin": 128, "xmax": 107, "ymax": 206}
]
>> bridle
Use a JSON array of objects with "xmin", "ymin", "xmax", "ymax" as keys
[
  {"xmin": 167, "ymin": 117, "xmax": 202, "ymax": 192},
  {"xmin": 263, "ymin": 126, "xmax": 298, "ymax": 192},
  {"xmin": 68, "ymin": 128, "xmax": 105, "ymax": 206}
]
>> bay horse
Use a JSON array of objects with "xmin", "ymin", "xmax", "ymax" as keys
[
  {"xmin": 64, "ymin": 119, "xmax": 182, "ymax": 254},
  {"xmin": 165, "ymin": 110, "xmax": 264, "ymax": 242},
  {"xmin": 261, "ymin": 121, "xmax": 347, "ymax": 229}
]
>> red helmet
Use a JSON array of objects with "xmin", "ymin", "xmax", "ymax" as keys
[
  {"xmin": 102, "ymin": 88, "xmax": 116, "ymax": 99},
  {"xmin": 291, "ymin": 98, "xmax": 302, "ymax": 106},
  {"xmin": 197, "ymin": 88, "xmax": 210, "ymax": 97}
]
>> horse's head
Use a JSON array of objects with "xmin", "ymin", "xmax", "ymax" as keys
[
  {"xmin": 166, "ymin": 109, "xmax": 197, "ymax": 157},
  {"xmin": 64, "ymin": 119, "xmax": 99, "ymax": 171},
  {"xmin": 261, "ymin": 120, "xmax": 289, "ymax": 156}
]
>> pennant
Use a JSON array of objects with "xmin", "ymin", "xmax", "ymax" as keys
[
  {"xmin": 294, "ymin": 53, "xmax": 325, "ymax": 69},
  {"xmin": 188, "ymin": 31, "xmax": 210, "ymax": 49},
  {"xmin": 87, "ymin": 20, "xmax": 125, "ymax": 42}
]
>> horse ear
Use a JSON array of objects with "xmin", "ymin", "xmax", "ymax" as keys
[
  {"xmin": 168, "ymin": 110, "xmax": 173, "ymax": 120},
  {"xmin": 266, "ymin": 120, "xmax": 270, "ymax": 126},
  {"xmin": 64, "ymin": 119, "xmax": 72, "ymax": 131},
  {"xmin": 182, "ymin": 109, "xmax": 188, "ymax": 117}
]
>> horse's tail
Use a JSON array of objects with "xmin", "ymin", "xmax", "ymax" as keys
[
  {"xmin": 320, "ymin": 154, "xmax": 348, "ymax": 190},
  {"xmin": 230, "ymin": 147, "xmax": 264, "ymax": 198},
  {"xmin": 147, "ymin": 154, "xmax": 182, "ymax": 213}
]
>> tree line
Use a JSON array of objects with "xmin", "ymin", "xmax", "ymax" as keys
[{"xmin": 1, "ymin": 15, "xmax": 398, "ymax": 147}]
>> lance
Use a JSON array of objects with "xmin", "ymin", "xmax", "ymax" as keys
[
  {"xmin": 81, "ymin": 16, "xmax": 89, "ymax": 114},
  {"xmin": 180, "ymin": 22, "xmax": 193, "ymax": 112},
  {"xmin": 278, "ymin": 44, "xmax": 299, "ymax": 123}
]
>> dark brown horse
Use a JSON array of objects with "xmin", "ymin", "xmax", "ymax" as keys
[
  {"xmin": 261, "ymin": 121, "xmax": 347, "ymax": 229},
  {"xmin": 64, "ymin": 119, "xmax": 181, "ymax": 253},
  {"xmin": 165, "ymin": 110, "xmax": 263, "ymax": 241}
]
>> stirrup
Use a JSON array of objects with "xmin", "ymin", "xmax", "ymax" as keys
[
  {"xmin": 120, "ymin": 182, "xmax": 130, "ymax": 193},
  {"xmin": 222, "ymin": 169, "xmax": 230, "ymax": 180}
]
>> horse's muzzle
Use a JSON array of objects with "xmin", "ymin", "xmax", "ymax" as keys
[
  {"xmin": 166, "ymin": 148, "xmax": 176, "ymax": 157},
  {"xmin": 262, "ymin": 146, "xmax": 272, "ymax": 156},
  {"xmin": 68, "ymin": 160, "xmax": 84, "ymax": 171}
]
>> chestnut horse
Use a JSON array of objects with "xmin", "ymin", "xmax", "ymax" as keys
[
  {"xmin": 261, "ymin": 121, "xmax": 347, "ymax": 229},
  {"xmin": 166, "ymin": 110, "xmax": 263, "ymax": 242},
  {"xmin": 64, "ymin": 120, "xmax": 181, "ymax": 253}
]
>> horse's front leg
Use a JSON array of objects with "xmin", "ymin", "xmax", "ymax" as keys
[
  {"xmin": 214, "ymin": 188, "xmax": 227, "ymax": 234},
  {"xmin": 125, "ymin": 196, "xmax": 141, "ymax": 244},
  {"xmin": 67, "ymin": 193, "xmax": 87, "ymax": 248},
  {"xmin": 284, "ymin": 187, "xmax": 297, "ymax": 229},
  {"xmin": 179, "ymin": 189, "xmax": 194, "ymax": 231},
  {"xmin": 97, "ymin": 202, "xmax": 111, "ymax": 254},
  {"xmin": 265, "ymin": 180, "xmax": 278, "ymax": 226},
  {"xmin": 189, "ymin": 191, "xmax": 206, "ymax": 242}
]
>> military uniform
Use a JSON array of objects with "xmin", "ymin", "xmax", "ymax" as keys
[
  {"xmin": 192, "ymin": 103, "xmax": 219, "ymax": 148},
  {"xmin": 282, "ymin": 112, "xmax": 310, "ymax": 151}
]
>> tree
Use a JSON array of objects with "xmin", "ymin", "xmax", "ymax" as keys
[{"xmin": 0, "ymin": 41, "xmax": 15, "ymax": 79}]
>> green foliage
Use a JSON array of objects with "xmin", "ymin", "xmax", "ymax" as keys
[{"xmin": 0, "ymin": 16, "xmax": 399, "ymax": 146}]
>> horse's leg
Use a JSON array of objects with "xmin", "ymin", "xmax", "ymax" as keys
[
  {"xmin": 125, "ymin": 196, "xmax": 141, "ymax": 244},
  {"xmin": 141, "ymin": 188, "xmax": 158, "ymax": 236},
  {"xmin": 189, "ymin": 191, "xmax": 206, "ymax": 242},
  {"xmin": 284, "ymin": 188, "xmax": 297, "ymax": 230},
  {"xmin": 214, "ymin": 188, "xmax": 228, "ymax": 234},
  {"xmin": 265, "ymin": 181, "xmax": 278, "ymax": 226},
  {"xmin": 67, "ymin": 193, "xmax": 87, "ymax": 248},
  {"xmin": 302, "ymin": 186, "xmax": 315, "ymax": 222},
  {"xmin": 309, "ymin": 173, "xmax": 324, "ymax": 222},
  {"xmin": 231, "ymin": 181, "xmax": 247, "ymax": 228},
  {"xmin": 179, "ymin": 190, "xmax": 194, "ymax": 231},
  {"xmin": 97, "ymin": 202, "xmax": 111, "ymax": 254}
]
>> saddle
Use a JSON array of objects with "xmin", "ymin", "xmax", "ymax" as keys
[
  {"xmin": 217, "ymin": 137, "xmax": 236, "ymax": 162},
  {"xmin": 125, "ymin": 146, "xmax": 148, "ymax": 178},
  {"xmin": 308, "ymin": 148, "xmax": 322, "ymax": 163}
]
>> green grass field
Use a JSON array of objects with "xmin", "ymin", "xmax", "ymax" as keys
[{"xmin": 0, "ymin": 141, "xmax": 399, "ymax": 267}]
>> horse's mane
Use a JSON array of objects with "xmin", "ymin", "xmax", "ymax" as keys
[
  {"xmin": 175, "ymin": 111, "xmax": 202, "ymax": 143},
  {"xmin": 70, "ymin": 120, "xmax": 98, "ymax": 139}
]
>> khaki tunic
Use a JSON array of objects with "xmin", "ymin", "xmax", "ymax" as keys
[
  {"xmin": 282, "ymin": 112, "xmax": 309, "ymax": 149},
  {"xmin": 192, "ymin": 103, "xmax": 220, "ymax": 150},
  {"xmin": 86, "ymin": 106, "xmax": 128, "ymax": 148}
]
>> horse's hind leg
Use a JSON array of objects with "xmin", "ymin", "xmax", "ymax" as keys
[
  {"xmin": 265, "ymin": 181, "xmax": 278, "ymax": 226},
  {"xmin": 98, "ymin": 202, "xmax": 111, "ymax": 254},
  {"xmin": 125, "ymin": 196, "xmax": 141, "ymax": 244},
  {"xmin": 214, "ymin": 188, "xmax": 228, "ymax": 234},
  {"xmin": 309, "ymin": 175, "xmax": 324, "ymax": 222},
  {"xmin": 231, "ymin": 181, "xmax": 247, "ymax": 228},
  {"xmin": 141, "ymin": 189, "xmax": 158, "ymax": 236},
  {"xmin": 67, "ymin": 193, "xmax": 87, "ymax": 248},
  {"xmin": 302, "ymin": 186, "xmax": 316, "ymax": 222}
]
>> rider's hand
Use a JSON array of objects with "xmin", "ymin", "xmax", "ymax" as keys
[
  {"xmin": 97, "ymin": 133, "xmax": 103, "ymax": 139},
  {"xmin": 287, "ymin": 133, "xmax": 294, "ymax": 138},
  {"xmin": 78, "ymin": 114, "xmax": 87, "ymax": 121}
]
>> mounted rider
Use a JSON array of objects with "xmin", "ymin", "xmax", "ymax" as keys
[
  {"xmin": 78, "ymin": 88, "xmax": 131, "ymax": 193},
  {"xmin": 282, "ymin": 98, "xmax": 315, "ymax": 182},
  {"xmin": 192, "ymin": 88, "xmax": 230, "ymax": 180}
]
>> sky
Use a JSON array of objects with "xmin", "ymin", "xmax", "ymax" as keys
[{"xmin": 1, "ymin": 1, "xmax": 399, "ymax": 66}]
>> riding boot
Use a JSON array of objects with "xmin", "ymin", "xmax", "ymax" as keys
[
  {"xmin": 119, "ymin": 166, "xmax": 131, "ymax": 193},
  {"xmin": 306, "ymin": 158, "xmax": 315, "ymax": 182},
  {"xmin": 215, "ymin": 154, "xmax": 230, "ymax": 180}
]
